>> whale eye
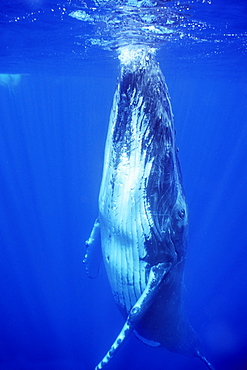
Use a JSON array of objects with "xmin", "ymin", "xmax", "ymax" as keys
[{"xmin": 178, "ymin": 209, "xmax": 185, "ymax": 219}]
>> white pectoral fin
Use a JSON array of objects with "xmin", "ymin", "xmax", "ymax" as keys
[
  {"xmin": 84, "ymin": 218, "xmax": 102, "ymax": 279},
  {"xmin": 95, "ymin": 262, "xmax": 172, "ymax": 370}
]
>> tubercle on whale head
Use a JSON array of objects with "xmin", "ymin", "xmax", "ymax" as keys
[{"xmin": 117, "ymin": 44, "xmax": 157, "ymax": 69}]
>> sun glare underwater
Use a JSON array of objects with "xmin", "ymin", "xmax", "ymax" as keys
[{"xmin": 0, "ymin": 0, "xmax": 247, "ymax": 369}]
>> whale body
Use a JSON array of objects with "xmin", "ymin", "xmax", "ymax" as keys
[{"xmin": 85, "ymin": 48, "xmax": 214, "ymax": 370}]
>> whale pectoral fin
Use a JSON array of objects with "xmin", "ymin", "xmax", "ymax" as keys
[
  {"xmin": 129, "ymin": 261, "xmax": 172, "ymax": 321},
  {"xmin": 84, "ymin": 218, "xmax": 102, "ymax": 279},
  {"xmin": 95, "ymin": 262, "xmax": 172, "ymax": 370},
  {"xmin": 196, "ymin": 350, "xmax": 215, "ymax": 370}
]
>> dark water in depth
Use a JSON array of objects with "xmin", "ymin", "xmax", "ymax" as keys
[{"xmin": 0, "ymin": 1, "xmax": 247, "ymax": 369}]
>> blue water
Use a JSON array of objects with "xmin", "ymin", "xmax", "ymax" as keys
[{"xmin": 0, "ymin": 1, "xmax": 247, "ymax": 369}]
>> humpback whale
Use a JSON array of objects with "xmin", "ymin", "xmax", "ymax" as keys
[{"xmin": 85, "ymin": 47, "xmax": 214, "ymax": 370}]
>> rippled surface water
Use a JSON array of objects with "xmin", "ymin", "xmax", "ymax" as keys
[{"xmin": 1, "ymin": 0, "xmax": 246, "ymax": 74}]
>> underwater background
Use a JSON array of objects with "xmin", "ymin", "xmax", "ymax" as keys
[{"xmin": 0, "ymin": 0, "xmax": 247, "ymax": 369}]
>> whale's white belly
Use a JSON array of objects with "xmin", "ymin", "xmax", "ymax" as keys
[{"xmin": 99, "ymin": 122, "xmax": 155, "ymax": 312}]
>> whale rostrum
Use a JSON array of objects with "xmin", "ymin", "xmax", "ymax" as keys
[{"xmin": 85, "ymin": 47, "xmax": 214, "ymax": 370}]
